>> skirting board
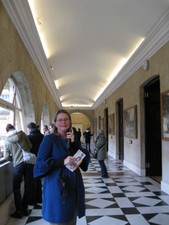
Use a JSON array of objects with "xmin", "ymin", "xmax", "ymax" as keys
[
  {"xmin": 161, "ymin": 180, "xmax": 169, "ymax": 195},
  {"xmin": 123, "ymin": 160, "xmax": 146, "ymax": 176}
]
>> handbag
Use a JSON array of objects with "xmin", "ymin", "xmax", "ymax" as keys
[
  {"xmin": 93, "ymin": 148, "xmax": 98, "ymax": 159},
  {"xmin": 22, "ymin": 150, "xmax": 36, "ymax": 164},
  {"xmin": 93, "ymin": 141, "xmax": 106, "ymax": 159},
  {"xmin": 17, "ymin": 143, "xmax": 36, "ymax": 165},
  {"xmin": 59, "ymin": 168, "xmax": 71, "ymax": 197}
]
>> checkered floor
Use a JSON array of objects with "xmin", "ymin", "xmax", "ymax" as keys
[{"xmin": 7, "ymin": 156, "xmax": 169, "ymax": 225}]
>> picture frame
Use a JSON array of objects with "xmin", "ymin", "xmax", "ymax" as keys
[
  {"xmin": 108, "ymin": 113, "xmax": 115, "ymax": 134},
  {"xmin": 98, "ymin": 116, "xmax": 101, "ymax": 129},
  {"xmin": 124, "ymin": 105, "xmax": 137, "ymax": 138},
  {"xmin": 161, "ymin": 90, "xmax": 169, "ymax": 141},
  {"xmin": 101, "ymin": 118, "xmax": 104, "ymax": 130}
]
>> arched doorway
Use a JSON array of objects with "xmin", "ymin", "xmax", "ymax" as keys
[
  {"xmin": 70, "ymin": 112, "xmax": 92, "ymax": 144},
  {"xmin": 41, "ymin": 103, "xmax": 50, "ymax": 133}
]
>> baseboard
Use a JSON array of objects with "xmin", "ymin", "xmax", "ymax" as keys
[
  {"xmin": 123, "ymin": 160, "xmax": 146, "ymax": 176},
  {"xmin": 161, "ymin": 180, "xmax": 169, "ymax": 195}
]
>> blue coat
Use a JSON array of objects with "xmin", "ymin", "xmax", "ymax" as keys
[{"xmin": 34, "ymin": 134, "xmax": 90, "ymax": 223}]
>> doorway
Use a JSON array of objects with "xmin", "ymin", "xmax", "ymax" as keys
[
  {"xmin": 104, "ymin": 108, "xmax": 108, "ymax": 152},
  {"xmin": 116, "ymin": 99, "xmax": 124, "ymax": 160},
  {"xmin": 144, "ymin": 77, "xmax": 162, "ymax": 181}
]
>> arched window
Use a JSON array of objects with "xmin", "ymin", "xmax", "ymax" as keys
[{"xmin": 0, "ymin": 78, "xmax": 24, "ymax": 158}]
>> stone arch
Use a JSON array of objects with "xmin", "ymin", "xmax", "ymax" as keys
[
  {"xmin": 52, "ymin": 111, "xmax": 56, "ymax": 122},
  {"xmin": 69, "ymin": 110, "xmax": 95, "ymax": 143},
  {"xmin": 69, "ymin": 109, "xmax": 94, "ymax": 126},
  {"xmin": 41, "ymin": 102, "xmax": 50, "ymax": 132},
  {"xmin": 12, "ymin": 71, "xmax": 35, "ymax": 130}
]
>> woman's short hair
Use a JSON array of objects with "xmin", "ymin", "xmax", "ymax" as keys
[
  {"xmin": 27, "ymin": 122, "xmax": 37, "ymax": 129},
  {"xmin": 6, "ymin": 124, "xmax": 15, "ymax": 132}
]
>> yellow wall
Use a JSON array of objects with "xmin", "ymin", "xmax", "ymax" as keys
[
  {"xmin": 94, "ymin": 41, "xmax": 169, "ymax": 190},
  {"xmin": 0, "ymin": 2, "xmax": 58, "ymax": 126}
]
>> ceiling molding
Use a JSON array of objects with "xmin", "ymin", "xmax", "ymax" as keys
[
  {"xmin": 93, "ymin": 9, "xmax": 169, "ymax": 109},
  {"xmin": 2, "ymin": 1, "xmax": 169, "ymax": 110},
  {"xmin": 2, "ymin": 0, "xmax": 62, "ymax": 108}
]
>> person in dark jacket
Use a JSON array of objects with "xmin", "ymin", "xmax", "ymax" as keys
[
  {"xmin": 76, "ymin": 128, "xmax": 81, "ymax": 146},
  {"xmin": 27, "ymin": 122, "xmax": 44, "ymax": 205},
  {"xmin": 4, "ymin": 124, "xmax": 32, "ymax": 218},
  {"xmin": 83, "ymin": 128, "xmax": 93, "ymax": 153},
  {"xmin": 94, "ymin": 130, "xmax": 108, "ymax": 178},
  {"xmin": 72, "ymin": 127, "xmax": 81, "ymax": 147},
  {"xmin": 34, "ymin": 110, "xmax": 90, "ymax": 224}
]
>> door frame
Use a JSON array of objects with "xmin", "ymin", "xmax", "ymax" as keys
[
  {"xmin": 116, "ymin": 98, "xmax": 124, "ymax": 160},
  {"xmin": 140, "ymin": 75, "xmax": 162, "ymax": 177}
]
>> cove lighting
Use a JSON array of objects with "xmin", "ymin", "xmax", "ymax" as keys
[
  {"xmin": 28, "ymin": 0, "xmax": 49, "ymax": 58},
  {"xmin": 62, "ymin": 104, "xmax": 93, "ymax": 108},
  {"xmin": 94, "ymin": 37, "xmax": 145, "ymax": 102},
  {"xmin": 108, "ymin": 58, "xmax": 128, "ymax": 83},
  {"xmin": 54, "ymin": 80, "xmax": 59, "ymax": 89},
  {"xmin": 39, "ymin": 33, "xmax": 49, "ymax": 58}
]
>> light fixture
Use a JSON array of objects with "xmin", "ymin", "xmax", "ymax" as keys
[
  {"xmin": 55, "ymin": 80, "xmax": 59, "ymax": 89},
  {"xmin": 62, "ymin": 103, "xmax": 93, "ymax": 108},
  {"xmin": 50, "ymin": 65, "xmax": 54, "ymax": 70},
  {"xmin": 143, "ymin": 60, "xmax": 149, "ymax": 71},
  {"xmin": 28, "ymin": 0, "xmax": 49, "ymax": 58}
]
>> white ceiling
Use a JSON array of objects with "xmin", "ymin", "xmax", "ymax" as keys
[{"xmin": 2, "ymin": 0, "xmax": 169, "ymax": 109}]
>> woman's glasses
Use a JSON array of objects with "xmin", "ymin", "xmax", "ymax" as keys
[{"xmin": 56, "ymin": 118, "xmax": 70, "ymax": 123}]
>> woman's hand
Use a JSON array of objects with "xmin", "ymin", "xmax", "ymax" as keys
[
  {"xmin": 66, "ymin": 129, "xmax": 75, "ymax": 142},
  {"xmin": 64, "ymin": 156, "xmax": 74, "ymax": 166}
]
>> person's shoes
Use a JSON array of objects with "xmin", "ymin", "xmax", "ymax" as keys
[
  {"xmin": 10, "ymin": 211, "xmax": 23, "ymax": 218},
  {"xmin": 22, "ymin": 209, "xmax": 29, "ymax": 216},
  {"xmin": 102, "ymin": 175, "xmax": 108, "ymax": 178},
  {"xmin": 37, "ymin": 197, "xmax": 42, "ymax": 203}
]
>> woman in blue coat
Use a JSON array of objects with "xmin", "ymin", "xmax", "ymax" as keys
[{"xmin": 34, "ymin": 110, "xmax": 90, "ymax": 224}]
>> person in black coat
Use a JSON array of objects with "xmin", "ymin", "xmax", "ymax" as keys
[
  {"xmin": 27, "ymin": 122, "xmax": 44, "ymax": 205},
  {"xmin": 72, "ymin": 127, "xmax": 81, "ymax": 147},
  {"xmin": 77, "ymin": 128, "xmax": 81, "ymax": 146},
  {"xmin": 83, "ymin": 128, "xmax": 93, "ymax": 153}
]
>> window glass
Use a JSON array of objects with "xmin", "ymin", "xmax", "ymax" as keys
[
  {"xmin": 0, "ymin": 79, "xmax": 15, "ymax": 103},
  {"xmin": 0, "ymin": 107, "xmax": 14, "ymax": 158},
  {"xmin": 0, "ymin": 79, "xmax": 23, "ymax": 159}
]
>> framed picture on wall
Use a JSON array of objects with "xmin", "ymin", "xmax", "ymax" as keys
[
  {"xmin": 108, "ymin": 113, "xmax": 115, "ymax": 134},
  {"xmin": 98, "ymin": 116, "xmax": 101, "ymax": 129},
  {"xmin": 101, "ymin": 118, "xmax": 104, "ymax": 131},
  {"xmin": 124, "ymin": 105, "xmax": 137, "ymax": 138},
  {"xmin": 161, "ymin": 90, "xmax": 169, "ymax": 141}
]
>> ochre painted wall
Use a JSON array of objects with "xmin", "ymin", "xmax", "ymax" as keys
[{"xmin": 0, "ymin": 2, "xmax": 58, "ymax": 126}]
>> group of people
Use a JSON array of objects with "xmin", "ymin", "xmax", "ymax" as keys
[
  {"xmin": 4, "ymin": 109, "xmax": 108, "ymax": 224},
  {"xmin": 4, "ymin": 110, "xmax": 90, "ymax": 224},
  {"xmin": 43, "ymin": 123, "xmax": 57, "ymax": 136},
  {"xmin": 4, "ymin": 122, "xmax": 44, "ymax": 218}
]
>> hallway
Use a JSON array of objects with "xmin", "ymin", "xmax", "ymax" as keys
[{"xmin": 6, "ymin": 156, "xmax": 169, "ymax": 225}]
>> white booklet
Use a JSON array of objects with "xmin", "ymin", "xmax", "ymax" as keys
[{"xmin": 66, "ymin": 149, "xmax": 86, "ymax": 172}]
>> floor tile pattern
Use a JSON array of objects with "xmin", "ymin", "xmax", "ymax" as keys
[{"xmin": 6, "ymin": 156, "xmax": 169, "ymax": 225}]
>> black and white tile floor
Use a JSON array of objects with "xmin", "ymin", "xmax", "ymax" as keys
[{"xmin": 6, "ymin": 156, "xmax": 169, "ymax": 225}]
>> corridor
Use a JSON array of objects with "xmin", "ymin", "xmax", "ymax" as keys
[{"xmin": 6, "ymin": 156, "xmax": 169, "ymax": 225}]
